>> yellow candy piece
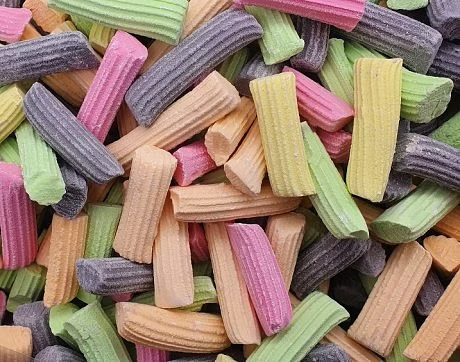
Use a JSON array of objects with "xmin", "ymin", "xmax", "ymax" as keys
[{"xmin": 0, "ymin": 84, "xmax": 25, "ymax": 143}]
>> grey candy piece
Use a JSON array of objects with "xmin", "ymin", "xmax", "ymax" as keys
[
  {"xmin": 351, "ymin": 239, "xmax": 386, "ymax": 277},
  {"xmin": 0, "ymin": 32, "xmax": 99, "ymax": 87},
  {"xmin": 302, "ymin": 344, "xmax": 351, "ymax": 362},
  {"xmin": 0, "ymin": 0, "xmax": 21, "ymax": 6},
  {"xmin": 24, "ymin": 83, "xmax": 124, "ymax": 184},
  {"xmin": 290, "ymin": 17, "xmax": 330, "ymax": 73},
  {"xmin": 392, "ymin": 133, "xmax": 460, "ymax": 192},
  {"xmin": 76, "ymin": 257, "xmax": 154, "ymax": 295},
  {"xmin": 414, "ymin": 269, "xmax": 445, "ymax": 316},
  {"xmin": 125, "ymin": 9, "xmax": 263, "ymax": 127},
  {"xmin": 13, "ymin": 301, "xmax": 58, "ymax": 356},
  {"xmin": 337, "ymin": 2, "xmax": 442, "ymax": 74},
  {"xmin": 291, "ymin": 233, "xmax": 371, "ymax": 299},
  {"xmin": 427, "ymin": 0, "xmax": 460, "ymax": 41},
  {"xmin": 34, "ymin": 345, "xmax": 85, "ymax": 362},
  {"xmin": 428, "ymin": 41, "xmax": 460, "ymax": 90},
  {"xmin": 410, "ymin": 118, "xmax": 441, "ymax": 135}
]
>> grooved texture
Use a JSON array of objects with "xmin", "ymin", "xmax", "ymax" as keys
[
  {"xmin": 0, "ymin": 7, "xmax": 31, "ymax": 43},
  {"xmin": 0, "ymin": 136, "xmax": 20, "ymax": 164},
  {"xmin": 430, "ymin": 111, "xmax": 460, "ymax": 148},
  {"xmin": 316, "ymin": 129, "xmax": 352, "ymax": 164},
  {"xmin": 34, "ymin": 345, "xmax": 85, "ymax": 362},
  {"xmin": 414, "ymin": 269, "xmax": 444, "ymax": 317},
  {"xmin": 433, "ymin": 207, "xmax": 460, "ymax": 240},
  {"xmin": 7, "ymin": 264, "xmax": 45, "ymax": 313},
  {"xmin": 427, "ymin": 0, "xmax": 460, "ymax": 40},
  {"xmin": 49, "ymin": 303, "xmax": 79, "ymax": 348},
  {"xmin": 0, "ymin": 326, "xmax": 32, "ymax": 362},
  {"xmin": 303, "ymin": 344, "xmax": 351, "ymax": 362},
  {"xmin": 423, "ymin": 235, "xmax": 460, "ymax": 275},
  {"xmin": 89, "ymin": 24, "xmax": 115, "ymax": 55},
  {"xmin": 188, "ymin": 223, "xmax": 209, "ymax": 263},
  {"xmin": 0, "ymin": 0, "xmax": 20, "ymax": 6},
  {"xmin": 428, "ymin": 41, "xmax": 460, "ymax": 90},
  {"xmin": 385, "ymin": 312, "xmax": 417, "ymax": 362},
  {"xmin": 136, "ymin": 345, "xmax": 169, "ymax": 362},
  {"xmin": 22, "ymin": 0, "xmax": 67, "ymax": 33},
  {"xmin": 0, "ymin": 85, "xmax": 25, "ymax": 144},
  {"xmin": 351, "ymin": 239, "xmax": 386, "ymax": 277},
  {"xmin": 218, "ymin": 47, "xmax": 249, "ymax": 84}
]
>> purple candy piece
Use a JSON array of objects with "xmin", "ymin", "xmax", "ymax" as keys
[
  {"xmin": 428, "ymin": 41, "xmax": 460, "ymax": 90},
  {"xmin": 427, "ymin": 0, "xmax": 460, "ymax": 40},
  {"xmin": 414, "ymin": 269, "xmax": 445, "ymax": 316},
  {"xmin": 351, "ymin": 239, "xmax": 386, "ymax": 277},
  {"xmin": 302, "ymin": 343, "xmax": 351, "ymax": 362},
  {"xmin": 0, "ymin": 0, "xmax": 21, "ymax": 6},
  {"xmin": 34, "ymin": 345, "xmax": 85, "ymax": 362}
]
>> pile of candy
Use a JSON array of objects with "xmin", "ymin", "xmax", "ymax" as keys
[{"xmin": 0, "ymin": 0, "xmax": 459, "ymax": 361}]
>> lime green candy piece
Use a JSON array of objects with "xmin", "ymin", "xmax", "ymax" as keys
[
  {"xmin": 359, "ymin": 273, "xmax": 377, "ymax": 295},
  {"xmin": 0, "ymin": 136, "xmax": 21, "ymax": 164},
  {"xmin": 387, "ymin": 0, "xmax": 428, "ymax": 10},
  {"xmin": 71, "ymin": 15, "xmax": 93, "ymax": 36},
  {"xmin": 178, "ymin": 276, "xmax": 218, "ymax": 312},
  {"xmin": 0, "ymin": 268, "xmax": 16, "ymax": 291},
  {"xmin": 371, "ymin": 181, "xmax": 460, "ymax": 244},
  {"xmin": 193, "ymin": 261, "xmax": 213, "ymax": 277},
  {"xmin": 245, "ymin": 6, "xmax": 304, "ymax": 65},
  {"xmin": 218, "ymin": 48, "xmax": 250, "ymax": 84},
  {"xmin": 295, "ymin": 206, "xmax": 328, "ymax": 250},
  {"xmin": 248, "ymin": 292, "xmax": 349, "ymax": 362},
  {"xmin": 302, "ymin": 123, "xmax": 368, "ymax": 240},
  {"xmin": 105, "ymin": 181, "xmax": 124, "ymax": 205},
  {"xmin": 50, "ymin": 303, "xmax": 80, "ymax": 348},
  {"xmin": 430, "ymin": 111, "xmax": 460, "ymax": 149},
  {"xmin": 7, "ymin": 264, "xmax": 46, "ymax": 312},
  {"xmin": 15, "ymin": 122, "xmax": 66, "ymax": 205},
  {"xmin": 65, "ymin": 301, "xmax": 132, "ymax": 362}
]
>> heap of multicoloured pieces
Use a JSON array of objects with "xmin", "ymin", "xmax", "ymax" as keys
[{"xmin": 0, "ymin": 0, "xmax": 459, "ymax": 361}]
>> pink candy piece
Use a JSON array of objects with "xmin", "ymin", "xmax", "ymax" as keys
[
  {"xmin": 236, "ymin": 0, "xmax": 365, "ymax": 31},
  {"xmin": 0, "ymin": 163, "xmax": 37, "ymax": 270},
  {"xmin": 77, "ymin": 30, "xmax": 148, "ymax": 142},
  {"xmin": 226, "ymin": 223, "xmax": 292, "ymax": 336},
  {"xmin": 173, "ymin": 139, "xmax": 217, "ymax": 186},
  {"xmin": 0, "ymin": 290, "xmax": 6, "ymax": 324},
  {"xmin": 188, "ymin": 223, "xmax": 210, "ymax": 263},
  {"xmin": 0, "ymin": 7, "xmax": 32, "ymax": 43},
  {"xmin": 284, "ymin": 66, "xmax": 354, "ymax": 132},
  {"xmin": 317, "ymin": 128, "xmax": 352, "ymax": 164},
  {"xmin": 110, "ymin": 293, "xmax": 133, "ymax": 303},
  {"xmin": 135, "ymin": 345, "xmax": 169, "ymax": 362}
]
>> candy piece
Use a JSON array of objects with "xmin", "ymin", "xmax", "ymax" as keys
[
  {"xmin": 126, "ymin": 10, "xmax": 262, "ymax": 126},
  {"xmin": 22, "ymin": 0, "xmax": 67, "ymax": 33},
  {"xmin": 0, "ymin": 0, "xmax": 20, "ymax": 6},
  {"xmin": 410, "ymin": 118, "xmax": 441, "ymax": 135},
  {"xmin": 43, "ymin": 213, "xmax": 87, "ymax": 307},
  {"xmin": 0, "ymin": 326, "xmax": 32, "ymax": 361},
  {"xmin": 78, "ymin": 31, "xmax": 147, "ymax": 142},
  {"xmin": 136, "ymin": 346, "xmax": 169, "ymax": 362},
  {"xmin": 116, "ymin": 303, "xmax": 231, "ymax": 353},
  {"xmin": 385, "ymin": 312, "xmax": 417, "ymax": 362},
  {"xmin": 387, "ymin": 0, "xmax": 428, "ymax": 10},
  {"xmin": 205, "ymin": 96, "xmax": 256, "ymax": 166},
  {"xmin": 24, "ymin": 83, "xmax": 124, "ymax": 184},
  {"xmin": 0, "ymin": 136, "xmax": 20, "ymax": 164},
  {"xmin": 0, "ymin": 7, "xmax": 31, "ymax": 43},
  {"xmin": 0, "ymin": 269, "xmax": 16, "ymax": 291},
  {"xmin": 204, "ymin": 223, "xmax": 261, "ymax": 345},
  {"xmin": 427, "ymin": 0, "xmax": 460, "ymax": 40},
  {"xmin": 429, "ymin": 41, "xmax": 460, "ymax": 90},
  {"xmin": 371, "ymin": 181, "xmax": 460, "ymax": 243},
  {"xmin": 88, "ymin": 24, "xmax": 115, "ymax": 55},
  {"xmin": 178, "ymin": 276, "xmax": 218, "ymax": 312},
  {"xmin": 316, "ymin": 129, "xmax": 352, "ymax": 164},
  {"xmin": 346, "ymin": 58, "xmax": 402, "ymax": 202},
  {"xmin": 216, "ymin": 355, "xmax": 236, "ymax": 362},
  {"xmin": 116, "ymin": 102, "xmax": 138, "ymax": 138},
  {"xmin": 348, "ymin": 242, "xmax": 431, "ymax": 357},
  {"xmin": 108, "ymin": 71, "xmax": 240, "ymax": 170},
  {"xmin": 433, "ymin": 207, "xmax": 460, "ymax": 240},
  {"xmin": 195, "ymin": 167, "xmax": 229, "ymax": 185},
  {"xmin": 49, "ymin": 303, "xmax": 79, "ymax": 348},
  {"xmin": 381, "ymin": 170, "xmax": 412, "ymax": 205},
  {"xmin": 113, "ymin": 146, "xmax": 176, "ymax": 263},
  {"xmin": 13, "ymin": 302, "xmax": 57, "ymax": 356},
  {"xmin": 65, "ymin": 301, "xmax": 131, "ymax": 362},
  {"xmin": 193, "ymin": 261, "xmax": 213, "ymax": 277},
  {"xmin": 7, "ymin": 264, "xmax": 45, "ymax": 312},
  {"xmin": 291, "ymin": 233, "xmax": 370, "ymax": 299},
  {"xmin": 414, "ymin": 269, "xmax": 444, "ymax": 317},
  {"xmin": 423, "ymin": 235, "xmax": 460, "ymax": 275},
  {"xmin": 15, "ymin": 121, "xmax": 66, "ymax": 205},
  {"xmin": 34, "ymin": 345, "xmax": 85, "ymax": 362},
  {"xmin": 0, "ymin": 290, "xmax": 5, "ymax": 324},
  {"xmin": 218, "ymin": 48, "xmax": 249, "ymax": 84},
  {"xmin": 35, "ymin": 228, "xmax": 51, "ymax": 267},
  {"xmin": 189, "ymin": 223, "xmax": 209, "ymax": 263},
  {"xmin": 295, "ymin": 207, "xmax": 328, "ymax": 249},
  {"xmin": 0, "ymin": 85, "xmax": 25, "ymax": 144},
  {"xmin": 105, "ymin": 181, "xmax": 124, "ymax": 205},
  {"xmin": 351, "ymin": 239, "xmax": 386, "ymax": 277},
  {"xmin": 87, "ymin": 180, "xmax": 115, "ymax": 204},
  {"xmin": 303, "ymin": 344, "xmax": 351, "ymax": 362},
  {"xmin": 430, "ymin": 111, "xmax": 460, "ymax": 148},
  {"xmin": 301, "ymin": 123, "xmax": 368, "ymax": 239}
]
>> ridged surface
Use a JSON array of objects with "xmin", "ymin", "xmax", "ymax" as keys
[
  {"xmin": 0, "ymin": 136, "xmax": 20, "ymax": 164},
  {"xmin": 250, "ymin": 72, "xmax": 315, "ymax": 196},
  {"xmin": 429, "ymin": 41, "xmax": 460, "ymax": 90},
  {"xmin": 430, "ymin": 111, "xmax": 460, "ymax": 148},
  {"xmin": 204, "ymin": 223, "xmax": 261, "ymax": 344},
  {"xmin": 0, "ymin": 269, "xmax": 16, "ymax": 291},
  {"xmin": 384, "ymin": 312, "xmax": 417, "ymax": 362},
  {"xmin": 414, "ymin": 269, "xmax": 444, "ymax": 317},
  {"xmin": 116, "ymin": 303, "xmax": 231, "ymax": 353},
  {"xmin": 188, "ymin": 223, "xmax": 209, "ymax": 263},
  {"xmin": 0, "ymin": 32, "xmax": 99, "ymax": 86},
  {"xmin": 0, "ymin": 163, "xmax": 37, "ymax": 269},
  {"xmin": 170, "ymin": 183, "xmax": 301, "ymax": 222},
  {"xmin": 346, "ymin": 58, "xmax": 402, "ymax": 202},
  {"xmin": 316, "ymin": 129, "xmax": 352, "ymax": 164},
  {"xmin": 87, "ymin": 179, "xmax": 115, "ymax": 203},
  {"xmin": 104, "ymin": 181, "xmax": 123, "ymax": 205},
  {"xmin": 78, "ymin": 31, "xmax": 147, "ymax": 142},
  {"xmin": 24, "ymin": 83, "xmax": 124, "ymax": 184},
  {"xmin": 302, "ymin": 344, "xmax": 351, "ymax": 362},
  {"xmin": 136, "ymin": 345, "xmax": 169, "ymax": 362},
  {"xmin": 22, "ymin": 0, "xmax": 67, "ymax": 33},
  {"xmin": 15, "ymin": 121, "xmax": 66, "ymax": 205},
  {"xmin": 108, "ymin": 71, "xmax": 240, "ymax": 170},
  {"xmin": 177, "ymin": 276, "xmax": 218, "ymax": 312},
  {"xmin": 116, "ymin": 101, "xmax": 138, "ymax": 137},
  {"xmin": 34, "ymin": 345, "xmax": 85, "ymax": 362},
  {"xmin": 71, "ymin": 15, "xmax": 92, "ymax": 35},
  {"xmin": 348, "ymin": 242, "xmax": 432, "ymax": 357},
  {"xmin": 0, "ymin": 7, "xmax": 31, "ymax": 43},
  {"xmin": 49, "ymin": 303, "xmax": 79, "ymax": 348},
  {"xmin": 126, "ymin": 9, "xmax": 262, "ymax": 126},
  {"xmin": 0, "ymin": 290, "xmax": 5, "ymax": 323},
  {"xmin": 248, "ymin": 292, "xmax": 349, "ymax": 362},
  {"xmin": 218, "ymin": 47, "xmax": 249, "ymax": 84},
  {"xmin": 301, "ymin": 123, "xmax": 368, "ymax": 239},
  {"xmin": 76, "ymin": 257, "xmax": 153, "ymax": 295},
  {"xmin": 0, "ymin": 85, "xmax": 25, "ymax": 143},
  {"xmin": 433, "ymin": 207, "xmax": 460, "ymax": 240},
  {"xmin": 351, "ymin": 239, "xmax": 386, "ymax": 277},
  {"xmin": 0, "ymin": 326, "xmax": 32, "ymax": 361},
  {"xmin": 64, "ymin": 301, "xmax": 131, "ymax": 362},
  {"xmin": 43, "ymin": 213, "xmax": 87, "ymax": 307},
  {"xmin": 7, "ymin": 264, "xmax": 45, "ymax": 313},
  {"xmin": 48, "ymin": 0, "xmax": 188, "ymax": 44},
  {"xmin": 427, "ymin": 0, "xmax": 460, "ymax": 40},
  {"xmin": 89, "ymin": 24, "xmax": 115, "ymax": 55},
  {"xmin": 291, "ymin": 233, "xmax": 371, "ymax": 299},
  {"xmin": 423, "ymin": 235, "xmax": 460, "ymax": 275},
  {"xmin": 295, "ymin": 207, "xmax": 328, "ymax": 249},
  {"xmin": 0, "ymin": 0, "xmax": 20, "ymax": 6}
]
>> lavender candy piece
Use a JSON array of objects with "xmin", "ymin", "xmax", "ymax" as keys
[
  {"xmin": 0, "ymin": 0, "xmax": 21, "ymax": 7},
  {"xmin": 392, "ymin": 133, "xmax": 460, "ymax": 193},
  {"xmin": 428, "ymin": 41, "xmax": 460, "ymax": 90},
  {"xmin": 24, "ymin": 83, "xmax": 124, "ymax": 184},
  {"xmin": 351, "ymin": 239, "xmax": 386, "ymax": 277},
  {"xmin": 290, "ymin": 17, "xmax": 330, "ymax": 73},
  {"xmin": 414, "ymin": 269, "xmax": 445, "ymax": 316},
  {"xmin": 291, "ymin": 233, "xmax": 371, "ymax": 299},
  {"xmin": 427, "ymin": 0, "xmax": 460, "ymax": 41},
  {"xmin": 0, "ymin": 32, "xmax": 99, "ymax": 87},
  {"xmin": 302, "ymin": 344, "xmax": 351, "ymax": 362},
  {"xmin": 125, "ymin": 9, "xmax": 263, "ymax": 127},
  {"xmin": 76, "ymin": 257, "xmax": 154, "ymax": 295},
  {"xmin": 13, "ymin": 302, "xmax": 58, "ymax": 356},
  {"xmin": 34, "ymin": 345, "xmax": 85, "ymax": 362}
]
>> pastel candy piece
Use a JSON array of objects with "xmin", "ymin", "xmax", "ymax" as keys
[
  {"xmin": 387, "ymin": 0, "xmax": 428, "ymax": 10},
  {"xmin": 427, "ymin": 0, "xmax": 460, "ymax": 40},
  {"xmin": 22, "ymin": 0, "xmax": 67, "ymax": 33},
  {"xmin": 88, "ymin": 24, "xmax": 115, "ymax": 55},
  {"xmin": 218, "ymin": 47, "xmax": 249, "ymax": 84},
  {"xmin": 13, "ymin": 302, "xmax": 57, "ymax": 356},
  {"xmin": 339, "ymin": 2, "xmax": 442, "ymax": 74},
  {"xmin": 316, "ymin": 129, "xmax": 352, "ymax": 164},
  {"xmin": 0, "ymin": 0, "xmax": 21, "ymax": 6},
  {"xmin": 0, "ymin": 32, "xmax": 99, "ymax": 87},
  {"xmin": 76, "ymin": 257, "xmax": 154, "ymax": 295},
  {"xmin": 125, "ymin": 9, "xmax": 263, "ymax": 126},
  {"xmin": 414, "ymin": 269, "xmax": 445, "ymax": 317},
  {"xmin": 423, "ymin": 235, "xmax": 460, "ymax": 275},
  {"xmin": 351, "ymin": 239, "xmax": 386, "ymax": 277},
  {"xmin": 385, "ymin": 312, "xmax": 417, "ymax": 362},
  {"xmin": 49, "ymin": 303, "xmax": 79, "ymax": 348},
  {"xmin": 433, "ymin": 208, "xmax": 460, "ymax": 241},
  {"xmin": 302, "ymin": 344, "xmax": 351, "ymax": 362},
  {"xmin": 392, "ymin": 133, "xmax": 460, "ymax": 192},
  {"xmin": 226, "ymin": 223, "xmax": 292, "ymax": 336},
  {"xmin": 291, "ymin": 233, "xmax": 371, "ymax": 299},
  {"xmin": 428, "ymin": 41, "xmax": 460, "ymax": 90},
  {"xmin": 0, "ymin": 290, "xmax": 5, "ymax": 323},
  {"xmin": 0, "ymin": 162, "xmax": 37, "ymax": 269},
  {"xmin": 188, "ymin": 223, "xmax": 209, "ymax": 263},
  {"xmin": 7, "ymin": 264, "xmax": 46, "ymax": 313},
  {"xmin": 330, "ymin": 269, "xmax": 368, "ymax": 310},
  {"xmin": 0, "ymin": 136, "xmax": 21, "ymax": 164},
  {"xmin": 34, "ymin": 345, "xmax": 85, "ymax": 362},
  {"xmin": 430, "ymin": 111, "xmax": 460, "ymax": 148},
  {"xmin": 0, "ymin": 268, "xmax": 17, "ymax": 291},
  {"xmin": 0, "ymin": 7, "xmax": 32, "ymax": 43},
  {"xmin": 24, "ymin": 83, "xmax": 124, "ymax": 184},
  {"xmin": 0, "ymin": 84, "xmax": 26, "ymax": 144},
  {"xmin": 104, "ymin": 180, "xmax": 124, "ymax": 205},
  {"xmin": 136, "ymin": 345, "xmax": 169, "ymax": 362},
  {"xmin": 77, "ymin": 31, "xmax": 147, "ymax": 142},
  {"xmin": 0, "ymin": 326, "xmax": 33, "ymax": 361},
  {"xmin": 296, "ymin": 206, "xmax": 328, "ymax": 249}
]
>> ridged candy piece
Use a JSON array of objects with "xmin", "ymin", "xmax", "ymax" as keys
[
  {"xmin": 7, "ymin": 264, "xmax": 45, "ymax": 312},
  {"xmin": 0, "ymin": 326, "xmax": 32, "ymax": 361},
  {"xmin": 49, "ymin": 303, "xmax": 79, "ymax": 348},
  {"xmin": 0, "ymin": 0, "xmax": 20, "ymax": 6},
  {"xmin": 125, "ymin": 9, "xmax": 262, "ymax": 126},
  {"xmin": 0, "ymin": 269, "xmax": 16, "ymax": 292},
  {"xmin": 105, "ymin": 180, "xmax": 123, "ymax": 205},
  {"xmin": 295, "ymin": 207, "xmax": 328, "ymax": 249},
  {"xmin": 24, "ymin": 83, "xmax": 124, "ymax": 184},
  {"xmin": 433, "ymin": 207, "xmax": 460, "ymax": 241},
  {"xmin": 0, "ymin": 163, "xmax": 37, "ymax": 269},
  {"xmin": 0, "ymin": 85, "xmax": 25, "ymax": 144},
  {"xmin": 189, "ymin": 223, "xmax": 209, "ymax": 263},
  {"xmin": 0, "ymin": 32, "xmax": 99, "ymax": 86},
  {"xmin": 88, "ymin": 24, "xmax": 115, "ymax": 55},
  {"xmin": 0, "ymin": 136, "xmax": 20, "ymax": 164},
  {"xmin": 385, "ymin": 312, "xmax": 417, "ymax": 362},
  {"xmin": 316, "ymin": 129, "xmax": 351, "ymax": 164},
  {"xmin": 116, "ymin": 302, "xmax": 231, "ymax": 353},
  {"xmin": 414, "ymin": 269, "xmax": 444, "ymax": 317},
  {"xmin": 428, "ymin": 41, "xmax": 460, "ymax": 90},
  {"xmin": 303, "ymin": 344, "xmax": 351, "ymax": 362},
  {"xmin": 48, "ymin": 0, "xmax": 188, "ymax": 44},
  {"xmin": 346, "ymin": 58, "xmax": 402, "ymax": 202},
  {"xmin": 116, "ymin": 101, "xmax": 137, "ymax": 137},
  {"xmin": 430, "ymin": 111, "xmax": 460, "ymax": 148},
  {"xmin": 387, "ymin": 0, "xmax": 428, "ymax": 10},
  {"xmin": 351, "ymin": 239, "xmax": 386, "ymax": 277},
  {"xmin": 0, "ymin": 7, "xmax": 31, "ymax": 43},
  {"xmin": 423, "ymin": 235, "xmax": 460, "ymax": 275},
  {"xmin": 15, "ymin": 121, "xmax": 66, "ymax": 205},
  {"xmin": 22, "ymin": 0, "xmax": 67, "ymax": 33},
  {"xmin": 0, "ymin": 290, "xmax": 5, "ymax": 323},
  {"xmin": 78, "ymin": 31, "xmax": 147, "ymax": 142},
  {"xmin": 348, "ymin": 242, "xmax": 432, "ymax": 357},
  {"xmin": 218, "ymin": 47, "xmax": 249, "ymax": 84},
  {"xmin": 34, "ymin": 345, "xmax": 85, "ymax": 362},
  {"xmin": 427, "ymin": 0, "xmax": 460, "ymax": 40},
  {"xmin": 136, "ymin": 346, "xmax": 169, "ymax": 362}
]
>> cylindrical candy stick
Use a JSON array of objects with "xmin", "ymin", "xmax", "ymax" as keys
[
  {"xmin": 104, "ymin": 181, "xmax": 123, "ymax": 205},
  {"xmin": 428, "ymin": 41, "xmax": 460, "ymax": 90},
  {"xmin": 385, "ymin": 312, "xmax": 417, "ymax": 362},
  {"xmin": 430, "ymin": 111, "xmax": 460, "ymax": 148},
  {"xmin": 303, "ymin": 344, "xmax": 350, "ymax": 362},
  {"xmin": 188, "ymin": 223, "xmax": 209, "ymax": 263},
  {"xmin": 433, "ymin": 207, "xmax": 460, "ymax": 241},
  {"xmin": 316, "ymin": 129, "xmax": 352, "ymax": 164},
  {"xmin": 0, "ymin": 269, "xmax": 16, "ymax": 292},
  {"xmin": 0, "ymin": 84, "xmax": 25, "ymax": 144},
  {"xmin": 423, "ymin": 235, "xmax": 460, "ymax": 275},
  {"xmin": 136, "ymin": 345, "xmax": 169, "ymax": 362},
  {"xmin": 0, "ymin": 290, "xmax": 5, "ymax": 324},
  {"xmin": 387, "ymin": 0, "xmax": 428, "ymax": 10},
  {"xmin": 49, "ymin": 303, "xmax": 79, "ymax": 348},
  {"xmin": 116, "ymin": 101, "xmax": 138, "ymax": 138},
  {"xmin": 351, "ymin": 239, "xmax": 386, "ymax": 277},
  {"xmin": 88, "ymin": 24, "xmax": 115, "ymax": 55},
  {"xmin": 0, "ymin": 136, "xmax": 20, "ymax": 164},
  {"xmin": 34, "ymin": 345, "xmax": 85, "ymax": 362},
  {"xmin": 218, "ymin": 47, "xmax": 249, "ymax": 84},
  {"xmin": 427, "ymin": 0, "xmax": 460, "ymax": 41},
  {"xmin": 0, "ymin": 326, "xmax": 32, "ymax": 362},
  {"xmin": 22, "ymin": 0, "xmax": 67, "ymax": 33},
  {"xmin": 0, "ymin": 7, "xmax": 31, "ymax": 43},
  {"xmin": 0, "ymin": 0, "xmax": 20, "ymax": 6},
  {"xmin": 414, "ymin": 269, "xmax": 445, "ymax": 317}
]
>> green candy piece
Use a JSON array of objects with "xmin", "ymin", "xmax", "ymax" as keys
[
  {"xmin": 371, "ymin": 181, "xmax": 460, "ymax": 243},
  {"xmin": 194, "ymin": 168, "xmax": 228, "ymax": 185},
  {"xmin": 49, "ymin": 303, "xmax": 80, "ymax": 348},
  {"xmin": 71, "ymin": 15, "xmax": 93, "ymax": 36},
  {"xmin": 178, "ymin": 276, "xmax": 218, "ymax": 312},
  {"xmin": 248, "ymin": 292, "xmax": 349, "ymax": 362},
  {"xmin": 0, "ymin": 136, "xmax": 21, "ymax": 164},
  {"xmin": 387, "ymin": 0, "xmax": 428, "ymax": 10},
  {"xmin": 430, "ymin": 111, "xmax": 460, "ymax": 149},
  {"xmin": 245, "ymin": 6, "xmax": 304, "ymax": 65},
  {"xmin": 0, "ymin": 269, "xmax": 17, "ymax": 291},
  {"xmin": 7, "ymin": 264, "xmax": 46, "ymax": 312},
  {"xmin": 105, "ymin": 181, "xmax": 124, "ymax": 205},
  {"xmin": 359, "ymin": 273, "xmax": 377, "ymax": 295},
  {"xmin": 218, "ymin": 48, "xmax": 250, "ymax": 84},
  {"xmin": 193, "ymin": 261, "xmax": 213, "ymax": 277},
  {"xmin": 295, "ymin": 207, "xmax": 328, "ymax": 250}
]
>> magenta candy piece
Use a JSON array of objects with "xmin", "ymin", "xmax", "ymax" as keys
[
  {"xmin": 188, "ymin": 223, "xmax": 210, "ymax": 263},
  {"xmin": 0, "ymin": 7, "xmax": 31, "ymax": 43},
  {"xmin": 136, "ymin": 345, "xmax": 169, "ymax": 362},
  {"xmin": 316, "ymin": 129, "xmax": 352, "ymax": 164},
  {"xmin": 0, "ymin": 290, "xmax": 6, "ymax": 324},
  {"xmin": 110, "ymin": 293, "xmax": 133, "ymax": 303}
]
